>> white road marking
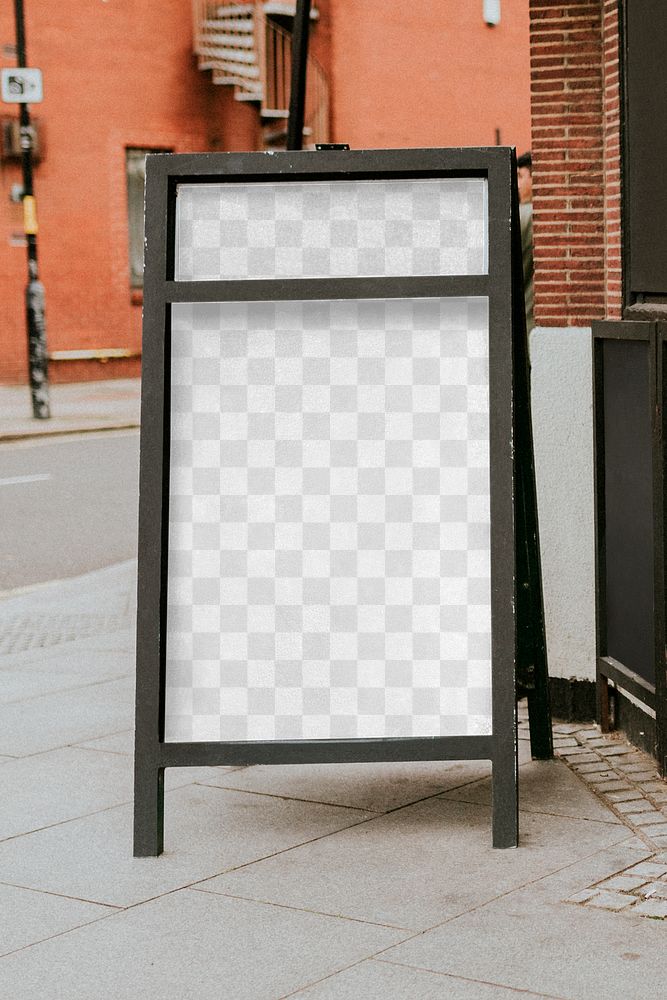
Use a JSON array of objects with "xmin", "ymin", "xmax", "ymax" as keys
[{"xmin": 0, "ymin": 473, "xmax": 51, "ymax": 486}]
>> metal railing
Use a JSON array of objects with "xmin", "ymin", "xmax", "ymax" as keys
[{"xmin": 192, "ymin": 0, "xmax": 329, "ymax": 147}]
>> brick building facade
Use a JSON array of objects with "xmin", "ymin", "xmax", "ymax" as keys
[
  {"xmin": 529, "ymin": 0, "xmax": 622, "ymax": 328},
  {"xmin": 0, "ymin": 1, "xmax": 531, "ymax": 384},
  {"xmin": 526, "ymin": 1, "xmax": 667, "ymax": 743}
]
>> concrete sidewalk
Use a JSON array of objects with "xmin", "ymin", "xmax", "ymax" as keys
[
  {"xmin": 0, "ymin": 379, "xmax": 141, "ymax": 441},
  {"xmin": 2, "ymin": 564, "xmax": 667, "ymax": 998}
]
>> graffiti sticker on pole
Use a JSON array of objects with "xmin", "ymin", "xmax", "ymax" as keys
[{"xmin": 1, "ymin": 68, "xmax": 43, "ymax": 104}]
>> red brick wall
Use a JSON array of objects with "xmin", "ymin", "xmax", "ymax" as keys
[
  {"xmin": 602, "ymin": 0, "xmax": 622, "ymax": 320},
  {"xmin": 330, "ymin": 0, "xmax": 531, "ymax": 151},
  {"xmin": 529, "ymin": 0, "xmax": 621, "ymax": 326},
  {"xmin": 0, "ymin": 1, "xmax": 533, "ymax": 383},
  {"xmin": 0, "ymin": 1, "xmax": 266, "ymax": 385}
]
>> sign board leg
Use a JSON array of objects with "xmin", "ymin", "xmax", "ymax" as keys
[
  {"xmin": 134, "ymin": 147, "xmax": 521, "ymax": 854},
  {"xmin": 516, "ymin": 452, "xmax": 553, "ymax": 760},
  {"xmin": 511, "ymin": 163, "xmax": 553, "ymax": 762},
  {"xmin": 133, "ymin": 759, "xmax": 164, "ymax": 857},
  {"xmin": 492, "ymin": 737, "xmax": 518, "ymax": 848}
]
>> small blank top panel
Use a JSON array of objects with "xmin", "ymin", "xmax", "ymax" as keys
[{"xmin": 175, "ymin": 178, "xmax": 488, "ymax": 281}]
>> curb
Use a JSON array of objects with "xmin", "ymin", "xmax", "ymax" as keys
[{"xmin": 0, "ymin": 421, "xmax": 140, "ymax": 444}]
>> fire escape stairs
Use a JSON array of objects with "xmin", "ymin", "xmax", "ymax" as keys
[{"xmin": 193, "ymin": 2, "xmax": 327, "ymax": 147}]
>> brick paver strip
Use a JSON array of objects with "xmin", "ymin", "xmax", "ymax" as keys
[
  {"xmin": 636, "ymin": 824, "xmax": 667, "ymax": 839},
  {"xmin": 522, "ymin": 709, "xmax": 667, "ymax": 886},
  {"xmin": 567, "ymin": 889, "xmax": 602, "ymax": 904},
  {"xmin": 606, "ymin": 790, "xmax": 644, "ymax": 802},
  {"xmin": 599, "ymin": 745, "xmax": 637, "ymax": 757},
  {"xmin": 585, "ymin": 774, "xmax": 624, "ymax": 786},
  {"xmin": 548, "ymin": 713, "xmax": 667, "ymax": 854},
  {"xmin": 636, "ymin": 882, "xmax": 667, "ymax": 899},
  {"xmin": 615, "ymin": 799, "xmax": 655, "ymax": 813},
  {"xmin": 587, "ymin": 891, "xmax": 636, "ymax": 911},
  {"xmin": 593, "ymin": 782, "xmax": 633, "ymax": 795},
  {"xmin": 599, "ymin": 875, "xmax": 650, "ymax": 892},
  {"xmin": 632, "ymin": 899, "xmax": 667, "ymax": 918},
  {"xmin": 564, "ymin": 752, "xmax": 599, "ymax": 764},
  {"xmin": 626, "ymin": 862, "xmax": 667, "ymax": 878}
]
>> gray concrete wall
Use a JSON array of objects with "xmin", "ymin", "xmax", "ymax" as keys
[{"xmin": 530, "ymin": 326, "xmax": 596, "ymax": 683}]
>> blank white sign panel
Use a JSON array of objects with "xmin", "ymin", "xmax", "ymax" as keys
[
  {"xmin": 165, "ymin": 297, "xmax": 491, "ymax": 742},
  {"xmin": 175, "ymin": 178, "xmax": 488, "ymax": 281}
]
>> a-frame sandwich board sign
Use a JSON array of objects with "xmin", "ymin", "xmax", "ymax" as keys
[{"xmin": 134, "ymin": 146, "xmax": 536, "ymax": 856}]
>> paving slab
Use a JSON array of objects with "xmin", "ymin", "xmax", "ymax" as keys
[
  {"xmin": 615, "ymin": 798, "xmax": 655, "ymax": 813},
  {"xmin": 632, "ymin": 897, "xmax": 667, "ymax": 918},
  {"xmin": 0, "ymin": 883, "xmax": 115, "ymax": 959},
  {"xmin": 0, "ymin": 747, "xmax": 247, "ymax": 841},
  {"xmin": 598, "ymin": 874, "xmax": 652, "ymax": 892},
  {"xmin": 0, "ymin": 783, "xmax": 376, "ymax": 908},
  {"xmin": 0, "ymin": 676, "xmax": 135, "ymax": 756},
  {"xmin": 75, "ymin": 729, "xmax": 135, "ymax": 755},
  {"xmin": 607, "ymin": 790, "xmax": 644, "ymax": 803},
  {"xmin": 635, "ymin": 880, "xmax": 667, "ymax": 899},
  {"xmin": 553, "ymin": 840, "xmax": 655, "ymax": 896},
  {"xmin": 196, "ymin": 759, "xmax": 494, "ymax": 814},
  {"xmin": 585, "ymin": 778, "xmax": 627, "ymax": 792},
  {"xmin": 571, "ymin": 761, "xmax": 608, "ymax": 773},
  {"xmin": 585, "ymin": 889, "xmax": 636, "ymax": 910},
  {"xmin": 440, "ymin": 758, "xmax": 622, "ymax": 825},
  {"xmin": 0, "ymin": 665, "xmax": 130, "ymax": 705},
  {"xmin": 381, "ymin": 843, "xmax": 667, "ymax": 1000},
  {"xmin": 624, "ymin": 810, "xmax": 665, "ymax": 826},
  {"xmin": 0, "ymin": 888, "xmax": 408, "ymax": 1000},
  {"xmin": 0, "ymin": 637, "xmax": 134, "ymax": 676},
  {"xmin": 0, "ymin": 747, "xmax": 133, "ymax": 841},
  {"xmin": 197, "ymin": 797, "xmax": 629, "ymax": 930},
  {"xmin": 290, "ymin": 958, "xmax": 559, "ymax": 999},
  {"xmin": 563, "ymin": 751, "xmax": 598, "ymax": 764}
]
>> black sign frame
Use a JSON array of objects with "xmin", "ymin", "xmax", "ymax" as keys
[
  {"xmin": 134, "ymin": 147, "xmax": 520, "ymax": 855},
  {"xmin": 593, "ymin": 318, "xmax": 667, "ymax": 769}
]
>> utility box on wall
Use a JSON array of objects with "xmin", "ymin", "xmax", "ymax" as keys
[{"xmin": 0, "ymin": 117, "xmax": 44, "ymax": 162}]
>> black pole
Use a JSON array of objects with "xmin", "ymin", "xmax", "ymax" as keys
[
  {"xmin": 286, "ymin": 0, "xmax": 312, "ymax": 151},
  {"xmin": 14, "ymin": 0, "xmax": 50, "ymax": 419}
]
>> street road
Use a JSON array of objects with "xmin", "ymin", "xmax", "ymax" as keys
[{"xmin": 0, "ymin": 430, "xmax": 140, "ymax": 591}]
